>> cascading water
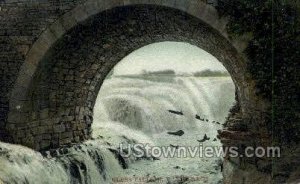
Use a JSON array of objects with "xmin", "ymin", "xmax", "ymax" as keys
[
  {"xmin": 93, "ymin": 76, "xmax": 235, "ymax": 137},
  {"xmin": 0, "ymin": 75, "xmax": 235, "ymax": 184},
  {"xmin": 0, "ymin": 141, "xmax": 122, "ymax": 184},
  {"xmin": 0, "ymin": 41, "xmax": 236, "ymax": 184},
  {"xmin": 92, "ymin": 75, "xmax": 236, "ymax": 183}
]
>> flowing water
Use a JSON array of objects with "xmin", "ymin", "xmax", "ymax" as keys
[
  {"xmin": 0, "ymin": 76, "xmax": 235, "ymax": 184},
  {"xmin": 93, "ymin": 76, "xmax": 236, "ymax": 183}
]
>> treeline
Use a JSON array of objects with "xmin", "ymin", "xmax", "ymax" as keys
[
  {"xmin": 142, "ymin": 69, "xmax": 230, "ymax": 77},
  {"xmin": 141, "ymin": 69, "xmax": 176, "ymax": 76},
  {"xmin": 109, "ymin": 69, "xmax": 230, "ymax": 78},
  {"xmin": 193, "ymin": 69, "xmax": 230, "ymax": 77}
]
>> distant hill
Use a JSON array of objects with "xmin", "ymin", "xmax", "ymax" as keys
[
  {"xmin": 193, "ymin": 69, "xmax": 230, "ymax": 77},
  {"xmin": 141, "ymin": 69, "xmax": 176, "ymax": 76}
]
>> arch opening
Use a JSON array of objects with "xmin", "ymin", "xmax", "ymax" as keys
[{"xmin": 92, "ymin": 41, "xmax": 236, "ymax": 182}]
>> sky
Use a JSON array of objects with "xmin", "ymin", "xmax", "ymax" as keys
[{"xmin": 113, "ymin": 41, "xmax": 228, "ymax": 76}]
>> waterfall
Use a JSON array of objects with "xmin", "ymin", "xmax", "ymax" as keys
[
  {"xmin": 0, "ymin": 140, "xmax": 127, "ymax": 184},
  {"xmin": 93, "ymin": 76, "xmax": 235, "ymax": 138},
  {"xmin": 0, "ymin": 76, "xmax": 235, "ymax": 184},
  {"xmin": 0, "ymin": 142, "xmax": 70, "ymax": 184}
]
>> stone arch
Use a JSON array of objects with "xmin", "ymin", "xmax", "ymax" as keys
[
  {"xmin": 7, "ymin": 1, "xmax": 265, "ymax": 151},
  {"xmin": 9, "ymin": 0, "xmax": 248, "ymax": 110}
]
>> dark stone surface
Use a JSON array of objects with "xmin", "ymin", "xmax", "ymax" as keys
[{"xmin": 0, "ymin": 0, "xmax": 85, "ymax": 143}]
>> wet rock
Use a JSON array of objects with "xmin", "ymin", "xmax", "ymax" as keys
[
  {"xmin": 167, "ymin": 130, "xmax": 185, "ymax": 136},
  {"xmin": 197, "ymin": 134, "xmax": 210, "ymax": 143},
  {"xmin": 108, "ymin": 148, "xmax": 128, "ymax": 169},
  {"xmin": 170, "ymin": 144, "xmax": 179, "ymax": 149},
  {"xmin": 195, "ymin": 114, "xmax": 205, "ymax": 121},
  {"xmin": 168, "ymin": 110, "xmax": 184, "ymax": 116}
]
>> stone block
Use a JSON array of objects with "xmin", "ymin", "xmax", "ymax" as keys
[
  {"xmin": 7, "ymin": 112, "xmax": 27, "ymax": 124},
  {"xmin": 53, "ymin": 124, "xmax": 66, "ymax": 133},
  {"xmin": 123, "ymin": 0, "xmax": 150, "ymax": 5},
  {"xmin": 105, "ymin": 0, "xmax": 124, "ymax": 8},
  {"xmin": 27, "ymin": 120, "xmax": 40, "ymax": 128},
  {"xmin": 42, "ymin": 134, "xmax": 51, "ymax": 140},
  {"xmin": 39, "ymin": 109, "xmax": 49, "ymax": 120},
  {"xmin": 174, "ymin": 0, "xmax": 190, "ymax": 11},
  {"xmin": 201, "ymin": 5, "xmax": 219, "ymax": 28},
  {"xmin": 61, "ymin": 131, "xmax": 73, "ymax": 139},
  {"xmin": 9, "ymin": 85, "xmax": 29, "ymax": 102},
  {"xmin": 72, "ymin": 5, "xmax": 89, "ymax": 23},
  {"xmin": 22, "ymin": 135, "xmax": 35, "ymax": 148},
  {"xmin": 187, "ymin": 0, "xmax": 206, "ymax": 19},
  {"xmin": 40, "ymin": 140, "xmax": 51, "ymax": 150},
  {"xmin": 49, "ymin": 20, "xmax": 66, "ymax": 39},
  {"xmin": 60, "ymin": 138, "xmax": 72, "ymax": 145},
  {"xmin": 84, "ymin": 1, "xmax": 101, "ymax": 16},
  {"xmin": 161, "ymin": 0, "xmax": 176, "ymax": 8},
  {"xmin": 61, "ymin": 116, "xmax": 75, "ymax": 122}
]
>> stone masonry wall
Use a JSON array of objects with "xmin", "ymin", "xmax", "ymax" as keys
[
  {"xmin": 7, "ymin": 5, "xmax": 253, "ymax": 150},
  {"xmin": 0, "ymin": 0, "xmax": 85, "ymax": 142},
  {"xmin": 1, "ymin": 0, "xmax": 255, "ymax": 149}
]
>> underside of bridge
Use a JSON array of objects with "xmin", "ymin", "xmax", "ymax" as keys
[{"xmin": 0, "ymin": 0, "xmax": 299, "ymax": 183}]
